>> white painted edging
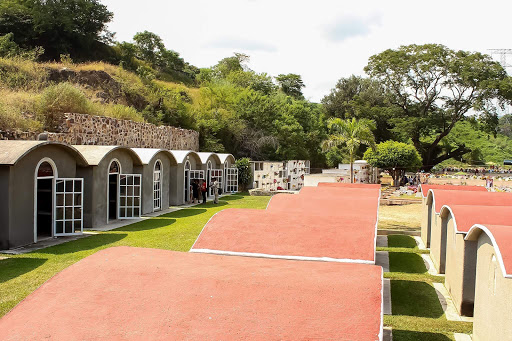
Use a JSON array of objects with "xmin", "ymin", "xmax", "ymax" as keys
[
  {"xmin": 465, "ymin": 224, "xmax": 512, "ymax": 278},
  {"xmin": 190, "ymin": 248, "xmax": 374, "ymax": 264}
]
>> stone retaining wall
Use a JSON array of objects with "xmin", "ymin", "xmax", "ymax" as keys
[{"xmin": 0, "ymin": 113, "xmax": 199, "ymax": 151}]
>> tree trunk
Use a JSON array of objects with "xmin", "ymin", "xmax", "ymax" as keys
[{"xmin": 350, "ymin": 161, "xmax": 354, "ymax": 183}]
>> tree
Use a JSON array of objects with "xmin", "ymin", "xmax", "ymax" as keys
[
  {"xmin": 213, "ymin": 53, "xmax": 249, "ymax": 78},
  {"xmin": 132, "ymin": 31, "xmax": 185, "ymax": 73},
  {"xmin": 364, "ymin": 141, "xmax": 422, "ymax": 187},
  {"xmin": 235, "ymin": 157, "xmax": 252, "ymax": 191},
  {"xmin": 365, "ymin": 44, "xmax": 511, "ymax": 170},
  {"xmin": 0, "ymin": 0, "xmax": 114, "ymax": 60},
  {"xmin": 321, "ymin": 75, "xmax": 397, "ymax": 142},
  {"xmin": 322, "ymin": 118, "xmax": 376, "ymax": 183},
  {"xmin": 275, "ymin": 73, "xmax": 305, "ymax": 99}
]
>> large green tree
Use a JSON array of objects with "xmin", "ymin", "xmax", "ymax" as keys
[
  {"xmin": 276, "ymin": 73, "xmax": 305, "ymax": 99},
  {"xmin": 322, "ymin": 117, "xmax": 376, "ymax": 183},
  {"xmin": 0, "ymin": 0, "xmax": 114, "ymax": 60},
  {"xmin": 365, "ymin": 44, "xmax": 512, "ymax": 170},
  {"xmin": 364, "ymin": 141, "xmax": 422, "ymax": 187},
  {"xmin": 321, "ymin": 75, "xmax": 397, "ymax": 142}
]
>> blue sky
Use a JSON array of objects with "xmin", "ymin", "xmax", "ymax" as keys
[{"xmin": 102, "ymin": 0, "xmax": 512, "ymax": 102}]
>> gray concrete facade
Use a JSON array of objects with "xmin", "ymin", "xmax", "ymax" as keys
[
  {"xmin": 170, "ymin": 151, "xmax": 202, "ymax": 205},
  {"xmin": 0, "ymin": 142, "xmax": 87, "ymax": 249}
]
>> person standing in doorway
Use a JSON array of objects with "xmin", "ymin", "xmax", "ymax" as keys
[
  {"xmin": 210, "ymin": 178, "xmax": 219, "ymax": 204},
  {"xmin": 200, "ymin": 179, "xmax": 207, "ymax": 204},
  {"xmin": 192, "ymin": 179, "xmax": 199, "ymax": 204}
]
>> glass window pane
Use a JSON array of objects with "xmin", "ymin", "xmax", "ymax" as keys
[
  {"xmin": 74, "ymin": 207, "xmax": 81, "ymax": 219},
  {"xmin": 120, "ymin": 208, "xmax": 126, "ymax": 218},
  {"xmin": 37, "ymin": 162, "xmax": 53, "ymax": 177},
  {"xmin": 65, "ymin": 194, "xmax": 73, "ymax": 206},
  {"xmin": 74, "ymin": 181, "xmax": 82, "ymax": 192},
  {"xmin": 127, "ymin": 186, "xmax": 133, "ymax": 196},
  {"xmin": 134, "ymin": 177, "xmax": 140, "ymax": 185},
  {"xmin": 65, "ymin": 207, "xmax": 73, "ymax": 220},
  {"xmin": 120, "ymin": 197, "xmax": 126, "ymax": 207},
  {"xmin": 56, "ymin": 194, "xmax": 64, "ymax": 206},
  {"xmin": 56, "ymin": 207, "xmax": 64, "ymax": 220},
  {"xmin": 74, "ymin": 194, "xmax": 81, "ymax": 206},
  {"xmin": 120, "ymin": 186, "xmax": 126, "ymax": 196},
  {"xmin": 65, "ymin": 180, "xmax": 73, "ymax": 192},
  {"xmin": 65, "ymin": 221, "xmax": 73, "ymax": 234},
  {"xmin": 134, "ymin": 186, "xmax": 140, "ymax": 196},
  {"xmin": 56, "ymin": 221, "xmax": 63, "ymax": 234},
  {"xmin": 127, "ymin": 197, "xmax": 133, "ymax": 207},
  {"xmin": 127, "ymin": 208, "xmax": 133, "ymax": 217},
  {"xmin": 134, "ymin": 197, "xmax": 140, "ymax": 207},
  {"xmin": 109, "ymin": 161, "xmax": 119, "ymax": 174},
  {"xmin": 134, "ymin": 208, "xmax": 139, "ymax": 216},
  {"xmin": 127, "ymin": 176, "xmax": 133, "ymax": 185},
  {"xmin": 74, "ymin": 220, "xmax": 81, "ymax": 233},
  {"xmin": 56, "ymin": 180, "xmax": 64, "ymax": 192}
]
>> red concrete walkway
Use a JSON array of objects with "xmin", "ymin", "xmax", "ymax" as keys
[
  {"xmin": 192, "ymin": 208, "xmax": 377, "ymax": 262},
  {"xmin": 0, "ymin": 247, "xmax": 383, "ymax": 341}
]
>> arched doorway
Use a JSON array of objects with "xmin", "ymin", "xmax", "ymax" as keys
[
  {"xmin": 184, "ymin": 160, "xmax": 191, "ymax": 203},
  {"xmin": 34, "ymin": 158, "xmax": 57, "ymax": 242},
  {"xmin": 108, "ymin": 160, "xmax": 121, "ymax": 221},
  {"xmin": 153, "ymin": 160, "xmax": 162, "ymax": 211}
]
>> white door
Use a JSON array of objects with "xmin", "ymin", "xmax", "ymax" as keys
[
  {"xmin": 226, "ymin": 168, "xmax": 238, "ymax": 193},
  {"xmin": 54, "ymin": 178, "xmax": 83, "ymax": 236},
  {"xmin": 211, "ymin": 169, "xmax": 223, "ymax": 194},
  {"xmin": 119, "ymin": 174, "xmax": 141, "ymax": 219},
  {"xmin": 153, "ymin": 162, "xmax": 162, "ymax": 211}
]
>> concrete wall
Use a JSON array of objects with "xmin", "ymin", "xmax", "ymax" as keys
[
  {"xmin": 431, "ymin": 210, "xmax": 448, "ymax": 273},
  {"xmin": 420, "ymin": 196, "xmax": 432, "ymax": 248},
  {"xmin": 77, "ymin": 149, "xmax": 137, "ymax": 228},
  {"xmin": 0, "ymin": 166, "xmax": 11, "ymax": 249},
  {"xmin": 473, "ymin": 234, "xmax": 512, "ymax": 341},
  {"xmin": 4, "ymin": 145, "xmax": 78, "ymax": 249},
  {"xmin": 1, "ymin": 113, "xmax": 200, "ymax": 151},
  {"xmin": 444, "ymin": 220, "xmax": 477, "ymax": 317}
]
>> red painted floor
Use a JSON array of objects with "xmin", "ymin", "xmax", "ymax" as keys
[
  {"xmin": 432, "ymin": 190, "xmax": 512, "ymax": 213},
  {"xmin": 442, "ymin": 205, "xmax": 512, "ymax": 233},
  {"xmin": 466, "ymin": 224, "xmax": 512, "ymax": 276},
  {"xmin": 0, "ymin": 247, "xmax": 383, "ymax": 341},
  {"xmin": 192, "ymin": 204, "xmax": 378, "ymax": 262}
]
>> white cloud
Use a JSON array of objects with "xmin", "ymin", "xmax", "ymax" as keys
[{"xmin": 101, "ymin": 0, "xmax": 512, "ymax": 102}]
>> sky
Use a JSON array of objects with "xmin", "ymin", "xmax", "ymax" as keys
[{"xmin": 101, "ymin": 0, "xmax": 512, "ymax": 102}]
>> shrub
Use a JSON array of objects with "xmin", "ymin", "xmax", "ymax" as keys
[
  {"xmin": 37, "ymin": 82, "xmax": 93, "ymax": 129},
  {"xmin": 0, "ymin": 57, "xmax": 47, "ymax": 90},
  {"xmin": 235, "ymin": 157, "xmax": 252, "ymax": 191},
  {"xmin": 0, "ymin": 91, "xmax": 41, "ymax": 131},
  {"xmin": 102, "ymin": 103, "xmax": 144, "ymax": 122}
]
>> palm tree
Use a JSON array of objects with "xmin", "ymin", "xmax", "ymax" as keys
[{"xmin": 322, "ymin": 117, "xmax": 376, "ymax": 183}]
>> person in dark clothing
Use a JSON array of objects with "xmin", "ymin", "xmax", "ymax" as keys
[
  {"xmin": 200, "ymin": 179, "xmax": 207, "ymax": 204},
  {"xmin": 191, "ymin": 179, "xmax": 199, "ymax": 204}
]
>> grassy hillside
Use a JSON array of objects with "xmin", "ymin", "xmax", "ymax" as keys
[{"xmin": 0, "ymin": 57, "xmax": 197, "ymax": 133}]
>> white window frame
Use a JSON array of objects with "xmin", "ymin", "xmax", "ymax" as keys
[
  {"xmin": 211, "ymin": 169, "xmax": 223, "ymax": 195},
  {"xmin": 54, "ymin": 178, "xmax": 83, "ymax": 236},
  {"xmin": 119, "ymin": 174, "xmax": 142, "ymax": 219},
  {"xmin": 226, "ymin": 167, "xmax": 239, "ymax": 193},
  {"xmin": 153, "ymin": 159, "xmax": 162, "ymax": 212},
  {"xmin": 106, "ymin": 159, "xmax": 121, "ymax": 223},
  {"xmin": 34, "ymin": 157, "xmax": 58, "ymax": 243}
]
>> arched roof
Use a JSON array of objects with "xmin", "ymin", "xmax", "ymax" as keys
[
  {"xmin": 217, "ymin": 153, "xmax": 235, "ymax": 164},
  {"xmin": 419, "ymin": 184, "xmax": 486, "ymax": 198},
  {"xmin": 465, "ymin": 224, "xmax": 512, "ymax": 278},
  {"xmin": 72, "ymin": 145, "xmax": 143, "ymax": 166},
  {"xmin": 197, "ymin": 152, "xmax": 221, "ymax": 165},
  {"xmin": 427, "ymin": 189, "xmax": 512, "ymax": 213},
  {"xmin": 0, "ymin": 141, "xmax": 88, "ymax": 166},
  {"xmin": 439, "ymin": 205, "xmax": 512, "ymax": 234},
  {"xmin": 131, "ymin": 148, "xmax": 177, "ymax": 166},
  {"xmin": 169, "ymin": 150, "xmax": 200, "ymax": 164}
]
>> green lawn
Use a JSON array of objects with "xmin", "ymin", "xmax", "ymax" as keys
[
  {"xmin": 0, "ymin": 193, "xmax": 270, "ymax": 317},
  {"xmin": 384, "ymin": 235, "xmax": 472, "ymax": 340}
]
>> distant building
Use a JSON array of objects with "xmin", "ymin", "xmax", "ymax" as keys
[{"xmin": 249, "ymin": 160, "xmax": 310, "ymax": 191}]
